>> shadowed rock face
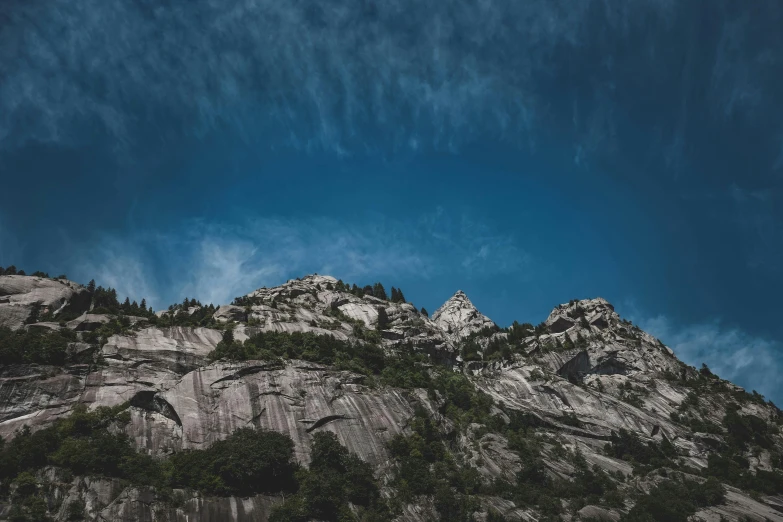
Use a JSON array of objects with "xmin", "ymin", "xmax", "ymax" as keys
[{"xmin": 0, "ymin": 275, "xmax": 781, "ymax": 521}]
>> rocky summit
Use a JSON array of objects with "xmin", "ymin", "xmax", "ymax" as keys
[{"xmin": 0, "ymin": 272, "xmax": 782, "ymax": 522}]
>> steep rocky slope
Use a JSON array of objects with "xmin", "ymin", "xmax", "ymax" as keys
[{"xmin": 0, "ymin": 273, "xmax": 781, "ymax": 522}]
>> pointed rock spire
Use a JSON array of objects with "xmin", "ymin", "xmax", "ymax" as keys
[{"xmin": 432, "ymin": 290, "xmax": 496, "ymax": 341}]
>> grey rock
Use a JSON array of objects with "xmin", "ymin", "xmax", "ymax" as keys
[
  {"xmin": 1, "ymin": 275, "xmax": 782, "ymax": 521},
  {"xmin": 578, "ymin": 505, "xmax": 620, "ymax": 521},
  {"xmin": 431, "ymin": 290, "xmax": 496, "ymax": 342},
  {"xmin": 24, "ymin": 321, "xmax": 62, "ymax": 332},
  {"xmin": 67, "ymin": 313, "xmax": 112, "ymax": 331},
  {"xmin": 214, "ymin": 304, "xmax": 247, "ymax": 323},
  {"xmin": 0, "ymin": 275, "xmax": 91, "ymax": 330}
]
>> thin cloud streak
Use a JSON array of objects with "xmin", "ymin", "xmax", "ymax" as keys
[
  {"xmin": 1, "ymin": 0, "xmax": 781, "ymax": 168},
  {"xmin": 64, "ymin": 212, "xmax": 529, "ymax": 310}
]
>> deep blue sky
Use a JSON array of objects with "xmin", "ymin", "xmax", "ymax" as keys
[{"xmin": 1, "ymin": 0, "xmax": 783, "ymax": 402}]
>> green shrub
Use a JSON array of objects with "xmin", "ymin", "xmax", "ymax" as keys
[
  {"xmin": 604, "ymin": 429, "xmax": 676, "ymax": 469},
  {"xmin": 207, "ymin": 330, "xmax": 385, "ymax": 377},
  {"xmin": 621, "ymin": 476, "xmax": 724, "ymax": 522},
  {"xmin": 270, "ymin": 432, "xmax": 387, "ymax": 522},
  {"xmin": 0, "ymin": 327, "xmax": 78, "ymax": 366},
  {"xmin": 168, "ymin": 428, "xmax": 297, "ymax": 496}
]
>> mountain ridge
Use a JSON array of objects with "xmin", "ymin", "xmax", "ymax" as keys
[{"xmin": 0, "ymin": 270, "xmax": 781, "ymax": 521}]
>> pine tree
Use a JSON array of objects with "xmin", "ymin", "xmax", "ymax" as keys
[
  {"xmin": 18, "ymin": 270, "xmax": 25, "ymax": 276},
  {"xmin": 420, "ymin": 307, "xmax": 428, "ymax": 317},
  {"xmin": 122, "ymin": 297, "xmax": 131, "ymax": 312},
  {"xmin": 4, "ymin": 266, "xmax": 16, "ymax": 275},
  {"xmin": 372, "ymin": 282, "xmax": 388, "ymax": 300},
  {"xmin": 397, "ymin": 288, "xmax": 406, "ymax": 303},
  {"xmin": 87, "ymin": 280, "xmax": 96, "ymax": 293},
  {"xmin": 363, "ymin": 285, "xmax": 374, "ymax": 297},
  {"xmin": 140, "ymin": 298, "xmax": 147, "ymax": 312}
]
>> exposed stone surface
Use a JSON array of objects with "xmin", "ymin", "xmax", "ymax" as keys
[
  {"xmin": 236, "ymin": 274, "xmax": 453, "ymax": 354},
  {"xmin": 431, "ymin": 290, "xmax": 496, "ymax": 342},
  {"xmin": 578, "ymin": 505, "xmax": 620, "ymax": 521},
  {"xmin": 1, "ymin": 275, "xmax": 782, "ymax": 521},
  {"xmin": 0, "ymin": 275, "xmax": 90, "ymax": 330},
  {"xmin": 67, "ymin": 313, "xmax": 111, "ymax": 331},
  {"xmin": 213, "ymin": 304, "xmax": 247, "ymax": 323}
]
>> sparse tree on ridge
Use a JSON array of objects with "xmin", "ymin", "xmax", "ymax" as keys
[{"xmin": 373, "ymin": 282, "xmax": 388, "ymax": 300}]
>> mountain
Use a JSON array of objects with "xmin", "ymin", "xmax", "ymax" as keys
[{"xmin": 0, "ymin": 272, "xmax": 781, "ymax": 522}]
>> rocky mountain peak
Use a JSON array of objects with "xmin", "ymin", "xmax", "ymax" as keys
[
  {"xmin": 1, "ymin": 272, "xmax": 782, "ymax": 522},
  {"xmin": 432, "ymin": 289, "xmax": 496, "ymax": 341},
  {"xmin": 545, "ymin": 296, "xmax": 620, "ymax": 333}
]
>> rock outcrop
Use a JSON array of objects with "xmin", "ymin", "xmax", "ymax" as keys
[
  {"xmin": 0, "ymin": 274, "xmax": 781, "ymax": 522},
  {"xmin": 431, "ymin": 290, "xmax": 496, "ymax": 342},
  {"xmin": 0, "ymin": 276, "xmax": 90, "ymax": 329}
]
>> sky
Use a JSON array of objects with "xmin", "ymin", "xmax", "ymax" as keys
[{"xmin": 1, "ymin": 0, "xmax": 783, "ymax": 402}]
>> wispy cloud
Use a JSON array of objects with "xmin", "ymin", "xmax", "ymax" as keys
[
  {"xmin": 631, "ymin": 313, "xmax": 783, "ymax": 405},
  {"xmin": 61, "ymin": 211, "xmax": 529, "ymax": 310},
  {"xmin": 2, "ymin": 0, "xmax": 779, "ymax": 165}
]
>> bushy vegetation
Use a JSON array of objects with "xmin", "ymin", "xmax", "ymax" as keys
[
  {"xmin": 155, "ymin": 299, "xmax": 219, "ymax": 328},
  {"xmin": 332, "ymin": 279, "xmax": 406, "ymax": 304},
  {"xmin": 620, "ymin": 476, "xmax": 724, "ymax": 522},
  {"xmin": 386, "ymin": 407, "xmax": 484, "ymax": 520},
  {"xmin": 0, "ymin": 403, "xmax": 155, "ymax": 494},
  {"xmin": 270, "ymin": 432, "xmax": 388, "ymax": 521},
  {"xmin": 0, "ymin": 406, "xmax": 380, "ymax": 521},
  {"xmin": 460, "ymin": 325, "xmax": 531, "ymax": 363},
  {"xmin": 207, "ymin": 329, "xmax": 386, "ymax": 377},
  {"xmin": 0, "ymin": 327, "xmax": 79, "ymax": 366},
  {"xmin": 604, "ymin": 429, "xmax": 677, "ymax": 472},
  {"xmin": 168, "ymin": 428, "xmax": 297, "ymax": 496},
  {"xmin": 87, "ymin": 281, "xmax": 155, "ymax": 318}
]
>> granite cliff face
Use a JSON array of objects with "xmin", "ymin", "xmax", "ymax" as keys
[{"xmin": 0, "ymin": 274, "xmax": 781, "ymax": 522}]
